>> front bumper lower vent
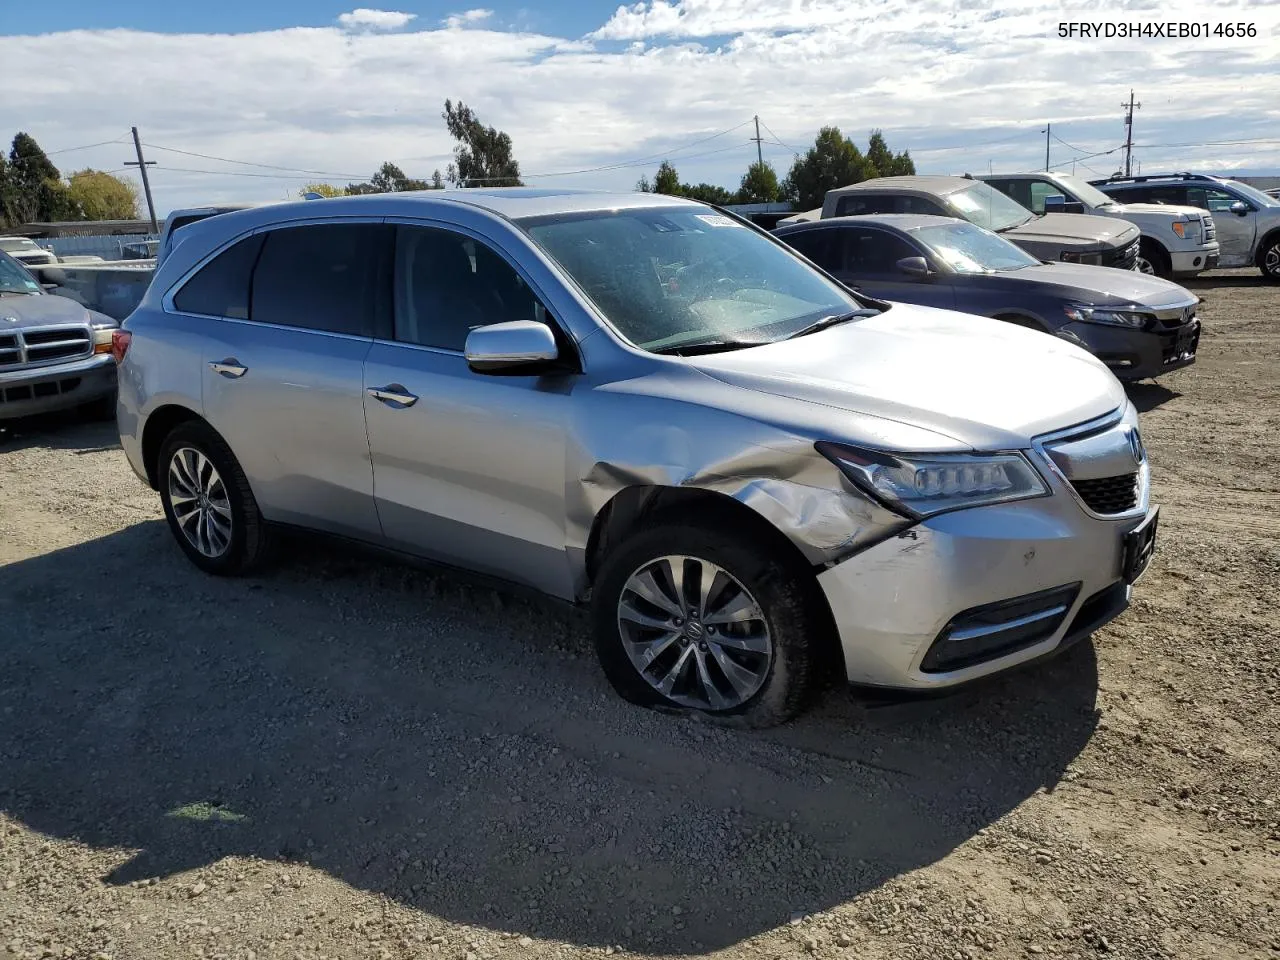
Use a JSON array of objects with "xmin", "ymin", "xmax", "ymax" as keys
[
  {"xmin": 1072, "ymin": 473, "xmax": 1140, "ymax": 514},
  {"xmin": 921, "ymin": 583, "xmax": 1081, "ymax": 673}
]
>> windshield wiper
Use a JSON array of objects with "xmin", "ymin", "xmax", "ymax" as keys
[
  {"xmin": 784, "ymin": 308, "xmax": 881, "ymax": 340},
  {"xmin": 652, "ymin": 339, "xmax": 764, "ymax": 356}
]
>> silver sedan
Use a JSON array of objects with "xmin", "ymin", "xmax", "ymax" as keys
[{"xmin": 114, "ymin": 189, "xmax": 1158, "ymax": 726}]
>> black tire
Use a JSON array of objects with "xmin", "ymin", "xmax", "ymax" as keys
[
  {"xmin": 157, "ymin": 420, "xmax": 270, "ymax": 576},
  {"xmin": 590, "ymin": 520, "xmax": 824, "ymax": 727},
  {"xmin": 1259, "ymin": 235, "xmax": 1280, "ymax": 283},
  {"xmin": 1138, "ymin": 239, "xmax": 1171, "ymax": 279}
]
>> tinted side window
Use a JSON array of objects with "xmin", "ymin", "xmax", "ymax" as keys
[
  {"xmin": 250, "ymin": 223, "xmax": 390, "ymax": 336},
  {"xmin": 394, "ymin": 226, "xmax": 547, "ymax": 351},
  {"xmin": 833, "ymin": 229, "xmax": 919, "ymax": 273},
  {"xmin": 1187, "ymin": 186, "xmax": 1243, "ymax": 213},
  {"xmin": 835, "ymin": 195, "xmax": 895, "ymax": 216},
  {"xmin": 172, "ymin": 234, "xmax": 264, "ymax": 319},
  {"xmin": 781, "ymin": 230, "xmax": 836, "ymax": 270},
  {"xmin": 898, "ymin": 195, "xmax": 950, "ymax": 216}
]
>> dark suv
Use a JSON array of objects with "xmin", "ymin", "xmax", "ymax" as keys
[{"xmin": 1090, "ymin": 173, "xmax": 1280, "ymax": 281}]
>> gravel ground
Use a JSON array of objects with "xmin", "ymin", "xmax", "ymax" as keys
[{"xmin": 1, "ymin": 269, "xmax": 1277, "ymax": 960}]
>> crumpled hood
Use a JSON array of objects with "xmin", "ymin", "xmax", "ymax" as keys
[
  {"xmin": 1005, "ymin": 212, "xmax": 1139, "ymax": 247},
  {"xmin": 0, "ymin": 292, "xmax": 95, "ymax": 331},
  {"xmin": 689, "ymin": 302, "xmax": 1126, "ymax": 450},
  {"xmin": 1010, "ymin": 261, "xmax": 1199, "ymax": 308}
]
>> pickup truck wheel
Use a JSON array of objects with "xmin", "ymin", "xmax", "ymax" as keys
[
  {"xmin": 1260, "ymin": 237, "xmax": 1280, "ymax": 282},
  {"xmin": 591, "ymin": 522, "xmax": 821, "ymax": 728},
  {"xmin": 157, "ymin": 420, "xmax": 270, "ymax": 576},
  {"xmin": 1136, "ymin": 240, "xmax": 1171, "ymax": 279}
]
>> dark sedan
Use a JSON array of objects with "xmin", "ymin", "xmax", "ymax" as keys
[{"xmin": 774, "ymin": 214, "xmax": 1200, "ymax": 382}]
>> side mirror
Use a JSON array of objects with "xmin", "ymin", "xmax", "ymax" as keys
[
  {"xmin": 38, "ymin": 266, "xmax": 67, "ymax": 285},
  {"xmin": 1230, "ymin": 200, "xmax": 1250, "ymax": 217},
  {"xmin": 41, "ymin": 283, "xmax": 58, "ymax": 292},
  {"xmin": 896, "ymin": 256, "xmax": 932, "ymax": 280},
  {"xmin": 1042, "ymin": 194, "xmax": 1085, "ymax": 214},
  {"xmin": 464, "ymin": 320, "xmax": 560, "ymax": 374}
]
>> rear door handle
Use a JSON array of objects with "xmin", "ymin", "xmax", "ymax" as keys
[
  {"xmin": 367, "ymin": 383, "xmax": 418, "ymax": 408},
  {"xmin": 209, "ymin": 358, "xmax": 248, "ymax": 378}
]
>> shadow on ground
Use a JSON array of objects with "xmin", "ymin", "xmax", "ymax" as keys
[
  {"xmin": 1127, "ymin": 381, "xmax": 1181, "ymax": 413},
  {"xmin": 0, "ymin": 521, "xmax": 1100, "ymax": 953},
  {"xmin": 0, "ymin": 411, "xmax": 119, "ymax": 454}
]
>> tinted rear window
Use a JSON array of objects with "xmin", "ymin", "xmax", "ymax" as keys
[
  {"xmin": 172, "ymin": 234, "xmax": 264, "ymax": 319},
  {"xmin": 250, "ymin": 223, "xmax": 390, "ymax": 337}
]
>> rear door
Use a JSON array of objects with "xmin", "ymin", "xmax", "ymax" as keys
[
  {"xmin": 361, "ymin": 222, "xmax": 577, "ymax": 599},
  {"xmin": 176, "ymin": 219, "xmax": 391, "ymax": 540}
]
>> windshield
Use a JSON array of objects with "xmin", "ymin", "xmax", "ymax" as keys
[
  {"xmin": 1051, "ymin": 174, "xmax": 1119, "ymax": 208},
  {"xmin": 518, "ymin": 206, "xmax": 864, "ymax": 352},
  {"xmin": 1223, "ymin": 180, "xmax": 1280, "ymax": 208},
  {"xmin": 945, "ymin": 183, "xmax": 1035, "ymax": 232},
  {"xmin": 0, "ymin": 251, "xmax": 42, "ymax": 295},
  {"xmin": 911, "ymin": 221, "xmax": 1041, "ymax": 273},
  {"xmin": 0, "ymin": 238, "xmax": 41, "ymax": 253}
]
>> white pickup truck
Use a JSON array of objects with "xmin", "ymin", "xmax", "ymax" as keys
[{"xmin": 980, "ymin": 172, "xmax": 1218, "ymax": 279}]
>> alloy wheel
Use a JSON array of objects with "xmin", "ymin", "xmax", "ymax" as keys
[
  {"xmin": 167, "ymin": 446, "xmax": 233, "ymax": 558},
  {"xmin": 617, "ymin": 555, "xmax": 773, "ymax": 710},
  {"xmin": 1134, "ymin": 256, "xmax": 1156, "ymax": 275},
  {"xmin": 1264, "ymin": 242, "xmax": 1280, "ymax": 278}
]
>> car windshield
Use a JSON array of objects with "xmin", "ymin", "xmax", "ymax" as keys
[
  {"xmin": 518, "ymin": 206, "xmax": 865, "ymax": 352},
  {"xmin": 1222, "ymin": 180, "xmax": 1280, "ymax": 208},
  {"xmin": 1051, "ymin": 175, "xmax": 1120, "ymax": 208},
  {"xmin": 0, "ymin": 238, "xmax": 41, "ymax": 253},
  {"xmin": 944, "ymin": 183, "xmax": 1035, "ymax": 232},
  {"xmin": 911, "ymin": 221, "xmax": 1041, "ymax": 273},
  {"xmin": 0, "ymin": 252, "xmax": 41, "ymax": 295}
]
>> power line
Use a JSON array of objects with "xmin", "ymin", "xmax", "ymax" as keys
[
  {"xmin": 142, "ymin": 141, "xmax": 367, "ymax": 179},
  {"xmin": 757, "ymin": 118, "xmax": 798, "ymax": 154},
  {"xmin": 46, "ymin": 135, "xmax": 130, "ymax": 156},
  {"xmin": 1051, "ymin": 132, "xmax": 1091, "ymax": 154}
]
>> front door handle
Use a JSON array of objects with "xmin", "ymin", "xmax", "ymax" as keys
[
  {"xmin": 367, "ymin": 383, "xmax": 418, "ymax": 407},
  {"xmin": 209, "ymin": 358, "xmax": 248, "ymax": 378}
]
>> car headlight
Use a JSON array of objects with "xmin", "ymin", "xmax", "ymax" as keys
[
  {"xmin": 1063, "ymin": 304, "xmax": 1150, "ymax": 329},
  {"xmin": 815, "ymin": 442, "xmax": 1049, "ymax": 519},
  {"xmin": 1061, "ymin": 251, "xmax": 1102, "ymax": 265},
  {"xmin": 92, "ymin": 324, "xmax": 116, "ymax": 354}
]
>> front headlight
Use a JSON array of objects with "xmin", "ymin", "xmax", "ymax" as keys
[
  {"xmin": 92, "ymin": 324, "xmax": 116, "ymax": 355},
  {"xmin": 1061, "ymin": 251, "xmax": 1102, "ymax": 265},
  {"xmin": 816, "ymin": 442, "xmax": 1049, "ymax": 519},
  {"xmin": 1063, "ymin": 303, "xmax": 1149, "ymax": 329}
]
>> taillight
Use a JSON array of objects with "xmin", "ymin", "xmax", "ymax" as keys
[{"xmin": 111, "ymin": 329, "xmax": 132, "ymax": 363}]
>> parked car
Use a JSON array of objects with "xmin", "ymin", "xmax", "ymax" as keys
[
  {"xmin": 977, "ymin": 171, "xmax": 1218, "ymax": 279},
  {"xmin": 774, "ymin": 214, "xmax": 1200, "ymax": 381},
  {"xmin": 121, "ymin": 239, "xmax": 160, "ymax": 260},
  {"xmin": 1089, "ymin": 173, "xmax": 1280, "ymax": 281},
  {"xmin": 0, "ymin": 250, "xmax": 119, "ymax": 421},
  {"xmin": 115, "ymin": 189, "xmax": 1158, "ymax": 726},
  {"xmin": 0, "ymin": 236, "xmax": 58, "ymax": 267},
  {"xmin": 778, "ymin": 176, "xmax": 1143, "ymax": 272},
  {"xmin": 1266, "ymin": 187, "xmax": 1280, "ymax": 200},
  {"xmin": 156, "ymin": 204, "xmax": 258, "ymax": 267}
]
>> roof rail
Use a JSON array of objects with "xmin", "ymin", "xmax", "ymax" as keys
[{"xmin": 1089, "ymin": 171, "xmax": 1220, "ymax": 186}]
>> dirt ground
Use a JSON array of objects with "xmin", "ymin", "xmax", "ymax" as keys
[{"xmin": 1, "ymin": 269, "xmax": 1277, "ymax": 960}]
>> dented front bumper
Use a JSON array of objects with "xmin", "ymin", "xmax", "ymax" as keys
[{"xmin": 817, "ymin": 491, "xmax": 1148, "ymax": 690}]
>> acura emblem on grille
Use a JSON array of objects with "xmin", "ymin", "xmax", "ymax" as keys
[{"xmin": 1125, "ymin": 426, "xmax": 1145, "ymax": 465}]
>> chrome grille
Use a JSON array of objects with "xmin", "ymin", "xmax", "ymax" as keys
[
  {"xmin": 1106, "ymin": 239, "xmax": 1140, "ymax": 271},
  {"xmin": 1073, "ymin": 474, "xmax": 1139, "ymax": 514},
  {"xmin": 0, "ymin": 324, "xmax": 92, "ymax": 368}
]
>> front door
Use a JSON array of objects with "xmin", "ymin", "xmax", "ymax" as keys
[
  {"xmin": 1188, "ymin": 185, "xmax": 1257, "ymax": 266},
  {"xmin": 362, "ymin": 223, "xmax": 577, "ymax": 599},
  {"xmin": 828, "ymin": 225, "xmax": 956, "ymax": 309}
]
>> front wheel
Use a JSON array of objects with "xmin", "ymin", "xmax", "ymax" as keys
[
  {"xmin": 1260, "ymin": 237, "xmax": 1280, "ymax": 282},
  {"xmin": 1135, "ymin": 239, "xmax": 1170, "ymax": 279},
  {"xmin": 157, "ymin": 420, "xmax": 270, "ymax": 575},
  {"xmin": 590, "ymin": 521, "xmax": 824, "ymax": 727}
]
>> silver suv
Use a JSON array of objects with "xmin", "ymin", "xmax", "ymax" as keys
[
  {"xmin": 115, "ymin": 189, "xmax": 1159, "ymax": 726},
  {"xmin": 1091, "ymin": 173, "xmax": 1280, "ymax": 281}
]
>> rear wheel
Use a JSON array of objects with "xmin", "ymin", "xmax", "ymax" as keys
[
  {"xmin": 590, "ymin": 521, "xmax": 823, "ymax": 727},
  {"xmin": 157, "ymin": 420, "xmax": 270, "ymax": 575}
]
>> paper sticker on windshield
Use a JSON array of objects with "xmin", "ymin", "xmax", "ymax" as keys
[{"xmin": 695, "ymin": 214, "xmax": 742, "ymax": 228}]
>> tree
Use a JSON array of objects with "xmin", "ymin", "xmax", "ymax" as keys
[
  {"xmin": 7, "ymin": 132, "xmax": 63, "ymax": 223},
  {"xmin": 342, "ymin": 161, "xmax": 437, "ymax": 196},
  {"xmin": 865, "ymin": 129, "xmax": 914, "ymax": 178},
  {"xmin": 66, "ymin": 169, "xmax": 140, "ymax": 220},
  {"xmin": 442, "ymin": 99, "xmax": 521, "ymax": 187},
  {"xmin": 431, "ymin": 169, "xmax": 445, "ymax": 189},
  {"xmin": 737, "ymin": 160, "xmax": 780, "ymax": 203},
  {"xmin": 299, "ymin": 182, "xmax": 348, "ymax": 198},
  {"xmin": 635, "ymin": 174, "xmax": 652, "ymax": 193},
  {"xmin": 682, "ymin": 183, "xmax": 735, "ymax": 204},
  {"xmin": 780, "ymin": 126, "xmax": 877, "ymax": 210},
  {"xmin": 652, "ymin": 160, "xmax": 681, "ymax": 195},
  {"xmin": 0, "ymin": 152, "xmax": 13, "ymax": 228}
]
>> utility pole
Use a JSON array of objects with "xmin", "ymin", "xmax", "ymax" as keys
[
  {"xmin": 1045, "ymin": 123, "xmax": 1051, "ymax": 171},
  {"xmin": 752, "ymin": 115, "xmax": 764, "ymax": 168},
  {"xmin": 1122, "ymin": 91, "xmax": 1141, "ymax": 177},
  {"xmin": 125, "ymin": 126, "xmax": 159, "ymax": 233}
]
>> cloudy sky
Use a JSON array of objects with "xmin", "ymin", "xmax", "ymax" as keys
[{"xmin": 2, "ymin": 0, "xmax": 1278, "ymax": 215}]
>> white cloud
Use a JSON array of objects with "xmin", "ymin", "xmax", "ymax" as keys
[
  {"xmin": 336, "ymin": 8, "xmax": 417, "ymax": 31},
  {"xmin": 1, "ymin": 0, "xmax": 1276, "ymax": 215},
  {"xmin": 444, "ymin": 9, "xmax": 495, "ymax": 30}
]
